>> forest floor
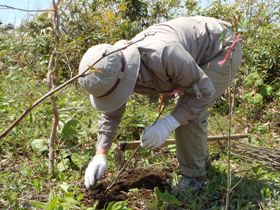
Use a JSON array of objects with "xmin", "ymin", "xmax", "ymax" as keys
[{"xmin": 84, "ymin": 168, "xmax": 172, "ymax": 209}]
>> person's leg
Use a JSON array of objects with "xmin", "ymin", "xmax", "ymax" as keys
[
  {"xmin": 175, "ymin": 109, "xmax": 209, "ymax": 177},
  {"xmin": 175, "ymin": 43, "xmax": 242, "ymax": 179}
]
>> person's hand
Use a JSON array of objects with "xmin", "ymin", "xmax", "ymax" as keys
[
  {"xmin": 140, "ymin": 115, "xmax": 180, "ymax": 148},
  {"xmin": 84, "ymin": 154, "xmax": 107, "ymax": 189}
]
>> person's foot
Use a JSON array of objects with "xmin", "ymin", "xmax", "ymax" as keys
[{"xmin": 172, "ymin": 176, "xmax": 205, "ymax": 194}]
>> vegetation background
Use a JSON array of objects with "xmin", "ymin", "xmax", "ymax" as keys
[{"xmin": 0, "ymin": 0, "xmax": 279, "ymax": 209}]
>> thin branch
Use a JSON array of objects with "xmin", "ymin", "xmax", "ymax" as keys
[
  {"xmin": 0, "ymin": 4, "xmax": 53, "ymax": 12},
  {"xmin": 60, "ymin": 0, "xmax": 74, "ymax": 14},
  {"xmin": 48, "ymin": 0, "xmax": 61, "ymax": 174},
  {"xmin": 106, "ymin": 144, "xmax": 141, "ymax": 190},
  {"xmin": 61, "ymin": 54, "xmax": 73, "ymax": 78},
  {"xmin": 106, "ymin": 97, "xmax": 170, "ymax": 190},
  {"xmin": 225, "ymin": 49, "xmax": 234, "ymax": 210},
  {"xmin": 0, "ymin": 34, "xmax": 150, "ymax": 140}
]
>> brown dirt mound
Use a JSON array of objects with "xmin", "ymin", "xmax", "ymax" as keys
[{"xmin": 83, "ymin": 168, "xmax": 172, "ymax": 209}]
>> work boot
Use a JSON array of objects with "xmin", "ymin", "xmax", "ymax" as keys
[{"xmin": 172, "ymin": 176, "xmax": 205, "ymax": 194}]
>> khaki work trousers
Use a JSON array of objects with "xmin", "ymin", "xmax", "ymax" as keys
[{"xmin": 175, "ymin": 42, "xmax": 242, "ymax": 177}]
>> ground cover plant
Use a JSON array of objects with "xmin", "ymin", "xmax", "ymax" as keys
[{"xmin": 0, "ymin": 0, "xmax": 279, "ymax": 209}]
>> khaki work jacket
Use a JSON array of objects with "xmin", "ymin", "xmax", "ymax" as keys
[{"xmin": 96, "ymin": 16, "xmax": 234, "ymax": 150}]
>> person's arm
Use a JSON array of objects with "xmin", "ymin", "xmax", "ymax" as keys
[
  {"xmin": 162, "ymin": 42, "xmax": 216, "ymax": 125},
  {"xmin": 140, "ymin": 42, "xmax": 216, "ymax": 149},
  {"xmin": 84, "ymin": 103, "xmax": 126, "ymax": 189},
  {"xmin": 95, "ymin": 103, "xmax": 126, "ymax": 152}
]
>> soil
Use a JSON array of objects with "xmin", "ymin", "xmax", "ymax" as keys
[{"xmin": 83, "ymin": 167, "xmax": 173, "ymax": 209}]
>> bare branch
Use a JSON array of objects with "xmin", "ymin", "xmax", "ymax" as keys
[
  {"xmin": 48, "ymin": 0, "xmax": 61, "ymax": 174},
  {"xmin": 225, "ymin": 48, "xmax": 235, "ymax": 210},
  {"xmin": 0, "ymin": 35, "xmax": 148, "ymax": 140},
  {"xmin": 106, "ymin": 98, "xmax": 169, "ymax": 190},
  {"xmin": 0, "ymin": 4, "xmax": 53, "ymax": 12}
]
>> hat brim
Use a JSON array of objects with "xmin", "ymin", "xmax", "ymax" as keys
[{"xmin": 89, "ymin": 44, "xmax": 140, "ymax": 112}]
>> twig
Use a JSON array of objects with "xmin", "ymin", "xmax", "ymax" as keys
[
  {"xmin": 0, "ymin": 33, "xmax": 150, "ymax": 140},
  {"xmin": 229, "ymin": 167, "xmax": 253, "ymax": 193},
  {"xmin": 106, "ymin": 144, "xmax": 141, "ymax": 190},
  {"xmin": 230, "ymin": 141, "xmax": 280, "ymax": 170},
  {"xmin": 0, "ymin": 4, "xmax": 53, "ymax": 12},
  {"xmin": 61, "ymin": 55, "xmax": 73, "ymax": 78},
  {"xmin": 58, "ymin": 107, "xmax": 86, "ymax": 112},
  {"xmin": 255, "ymin": 197, "xmax": 264, "ymax": 210},
  {"xmin": 106, "ymin": 97, "xmax": 170, "ymax": 190},
  {"xmin": 60, "ymin": 0, "xmax": 74, "ymax": 14},
  {"xmin": 6, "ymin": 203, "xmax": 16, "ymax": 210},
  {"xmin": 225, "ymin": 45, "xmax": 234, "ymax": 210},
  {"xmin": 48, "ymin": 0, "xmax": 61, "ymax": 174}
]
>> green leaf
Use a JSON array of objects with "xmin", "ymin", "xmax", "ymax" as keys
[
  {"xmin": 57, "ymin": 158, "xmax": 70, "ymax": 172},
  {"xmin": 261, "ymin": 85, "xmax": 273, "ymax": 96},
  {"xmin": 167, "ymin": 145, "xmax": 176, "ymax": 153},
  {"xmin": 48, "ymin": 189, "xmax": 56, "ymax": 202},
  {"xmin": 266, "ymin": 86, "xmax": 273, "ymax": 95},
  {"xmin": 77, "ymin": 193, "xmax": 84, "ymax": 202},
  {"xmin": 31, "ymin": 201, "xmax": 47, "ymax": 209},
  {"xmin": 244, "ymin": 92, "xmax": 263, "ymax": 104},
  {"xmin": 245, "ymin": 72, "xmax": 259, "ymax": 86},
  {"xmin": 71, "ymin": 153, "xmax": 87, "ymax": 169},
  {"xmin": 104, "ymin": 201, "xmax": 131, "ymax": 210},
  {"xmin": 47, "ymin": 196, "xmax": 60, "ymax": 209},
  {"xmin": 31, "ymin": 138, "xmax": 48, "ymax": 154},
  {"xmin": 254, "ymin": 124, "xmax": 269, "ymax": 134},
  {"xmin": 33, "ymin": 179, "xmax": 40, "ymax": 192},
  {"xmin": 87, "ymin": 201, "xmax": 99, "ymax": 210},
  {"xmin": 261, "ymin": 186, "xmax": 272, "ymax": 198},
  {"xmin": 255, "ymin": 78, "xmax": 263, "ymax": 87},
  {"xmin": 61, "ymin": 119, "xmax": 80, "ymax": 140},
  {"xmin": 155, "ymin": 187, "xmax": 181, "ymax": 205},
  {"xmin": 64, "ymin": 196, "xmax": 78, "ymax": 205},
  {"xmin": 59, "ymin": 182, "xmax": 70, "ymax": 193},
  {"xmin": 252, "ymin": 93, "xmax": 263, "ymax": 104}
]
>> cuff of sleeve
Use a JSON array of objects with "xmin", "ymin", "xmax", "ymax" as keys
[
  {"xmin": 96, "ymin": 134, "xmax": 113, "ymax": 151},
  {"xmin": 171, "ymin": 107, "xmax": 191, "ymax": 125},
  {"xmin": 166, "ymin": 114, "xmax": 181, "ymax": 130}
]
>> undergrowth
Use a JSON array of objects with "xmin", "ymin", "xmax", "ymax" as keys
[
  {"xmin": 1, "ymin": 0, "xmax": 279, "ymax": 209},
  {"xmin": 0, "ymin": 68, "xmax": 279, "ymax": 209}
]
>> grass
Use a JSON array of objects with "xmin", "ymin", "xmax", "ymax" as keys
[{"xmin": 0, "ymin": 67, "xmax": 279, "ymax": 209}]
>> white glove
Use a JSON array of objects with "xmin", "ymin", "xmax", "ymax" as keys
[
  {"xmin": 140, "ymin": 115, "xmax": 180, "ymax": 148},
  {"xmin": 84, "ymin": 154, "xmax": 107, "ymax": 189}
]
